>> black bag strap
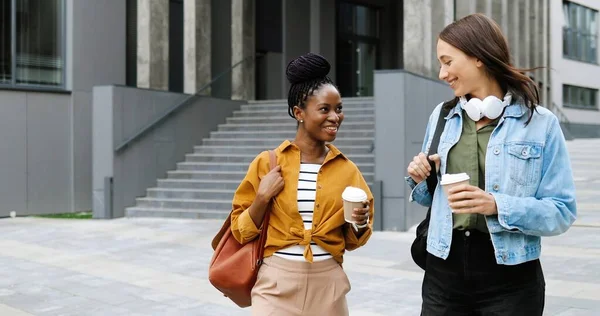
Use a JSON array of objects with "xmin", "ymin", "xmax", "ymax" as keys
[{"xmin": 425, "ymin": 103, "xmax": 453, "ymax": 196}]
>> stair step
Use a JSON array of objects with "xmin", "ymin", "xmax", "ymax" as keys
[
  {"xmin": 218, "ymin": 122, "xmax": 374, "ymax": 131},
  {"xmin": 126, "ymin": 207, "xmax": 229, "ymax": 219},
  {"xmin": 167, "ymin": 170, "xmax": 375, "ymax": 182},
  {"xmin": 157, "ymin": 178, "xmax": 376, "ymax": 191},
  {"xmin": 239, "ymin": 104, "xmax": 374, "ymax": 111},
  {"xmin": 233, "ymin": 108, "xmax": 374, "ymax": 117},
  {"xmin": 176, "ymin": 161, "xmax": 375, "ymax": 173},
  {"xmin": 247, "ymin": 97, "xmax": 373, "ymax": 106},
  {"xmin": 176, "ymin": 162, "xmax": 252, "ymax": 172},
  {"xmin": 157, "ymin": 179, "xmax": 241, "ymax": 190},
  {"xmin": 193, "ymin": 145, "xmax": 373, "ymax": 155},
  {"xmin": 147, "ymin": 188, "xmax": 235, "ymax": 200},
  {"xmin": 127, "ymin": 96, "xmax": 377, "ymax": 220},
  {"xmin": 209, "ymin": 130, "xmax": 374, "ymax": 139},
  {"xmin": 167, "ymin": 170, "xmax": 247, "ymax": 180},
  {"xmin": 226, "ymin": 115, "xmax": 374, "ymax": 124},
  {"xmin": 184, "ymin": 153, "xmax": 374, "ymax": 163},
  {"xmin": 202, "ymin": 138, "xmax": 373, "ymax": 147},
  {"xmin": 135, "ymin": 197, "xmax": 232, "ymax": 210},
  {"xmin": 241, "ymin": 104, "xmax": 373, "ymax": 111}
]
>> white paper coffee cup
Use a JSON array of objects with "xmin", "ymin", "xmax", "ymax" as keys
[
  {"xmin": 440, "ymin": 173, "xmax": 470, "ymax": 198},
  {"xmin": 342, "ymin": 186, "xmax": 367, "ymax": 223}
]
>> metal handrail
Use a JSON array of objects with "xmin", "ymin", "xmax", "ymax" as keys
[{"xmin": 114, "ymin": 53, "xmax": 262, "ymax": 153}]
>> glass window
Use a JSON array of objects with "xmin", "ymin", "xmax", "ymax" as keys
[
  {"xmin": 336, "ymin": 2, "xmax": 380, "ymax": 97},
  {"xmin": 0, "ymin": 0, "xmax": 64, "ymax": 88},
  {"xmin": 337, "ymin": 3, "xmax": 378, "ymax": 38},
  {"xmin": 581, "ymin": 88, "xmax": 589, "ymax": 106},
  {"xmin": 338, "ymin": 3, "xmax": 354, "ymax": 35},
  {"xmin": 0, "ymin": 0, "xmax": 11, "ymax": 84},
  {"xmin": 563, "ymin": 3, "xmax": 570, "ymax": 28},
  {"xmin": 590, "ymin": 10, "xmax": 598, "ymax": 63},
  {"xmin": 354, "ymin": 6, "xmax": 378, "ymax": 38},
  {"xmin": 563, "ymin": 1, "xmax": 598, "ymax": 64},
  {"xmin": 574, "ymin": 88, "xmax": 580, "ymax": 106},
  {"xmin": 563, "ymin": 85, "xmax": 598, "ymax": 110}
]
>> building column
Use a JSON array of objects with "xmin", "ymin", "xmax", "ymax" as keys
[
  {"xmin": 137, "ymin": 0, "xmax": 169, "ymax": 90},
  {"xmin": 490, "ymin": 0, "xmax": 509, "ymax": 35},
  {"xmin": 531, "ymin": 0, "xmax": 544, "ymax": 104},
  {"xmin": 231, "ymin": 0, "xmax": 255, "ymax": 100},
  {"xmin": 476, "ymin": 0, "xmax": 493, "ymax": 16},
  {"xmin": 525, "ymin": 0, "xmax": 532, "ymax": 68},
  {"xmin": 542, "ymin": 0, "xmax": 550, "ymax": 107},
  {"xmin": 506, "ymin": 0, "xmax": 517, "ymax": 67},
  {"xmin": 456, "ymin": 0, "xmax": 476, "ymax": 19},
  {"xmin": 315, "ymin": 0, "xmax": 336, "ymax": 83},
  {"xmin": 500, "ymin": 0, "xmax": 508, "ymax": 35},
  {"xmin": 404, "ymin": 0, "xmax": 432, "ymax": 77},
  {"xmin": 184, "ymin": 0, "xmax": 211, "ymax": 94},
  {"xmin": 431, "ymin": 0, "xmax": 454, "ymax": 78},
  {"xmin": 518, "ymin": 0, "xmax": 528, "ymax": 67},
  {"xmin": 282, "ymin": 0, "xmax": 311, "ymax": 95}
]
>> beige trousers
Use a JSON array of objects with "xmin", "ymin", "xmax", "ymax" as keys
[{"xmin": 251, "ymin": 256, "xmax": 351, "ymax": 316}]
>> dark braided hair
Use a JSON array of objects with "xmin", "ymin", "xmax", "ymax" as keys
[{"xmin": 286, "ymin": 53, "xmax": 335, "ymax": 119}]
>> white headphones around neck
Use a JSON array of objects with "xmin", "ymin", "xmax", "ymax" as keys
[{"xmin": 459, "ymin": 92, "xmax": 513, "ymax": 121}]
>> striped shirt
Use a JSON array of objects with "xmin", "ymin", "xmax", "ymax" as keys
[{"xmin": 274, "ymin": 163, "xmax": 333, "ymax": 262}]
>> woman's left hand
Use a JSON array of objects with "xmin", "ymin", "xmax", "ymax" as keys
[
  {"xmin": 448, "ymin": 184, "xmax": 498, "ymax": 215},
  {"xmin": 352, "ymin": 201, "xmax": 370, "ymax": 226}
]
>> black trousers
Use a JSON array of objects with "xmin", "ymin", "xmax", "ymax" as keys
[{"xmin": 421, "ymin": 229, "xmax": 545, "ymax": 316}]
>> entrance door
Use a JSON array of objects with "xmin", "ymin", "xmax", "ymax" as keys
[{"xmin": 336, "ymin": 2, "xmax": 380, "ymax": 97}]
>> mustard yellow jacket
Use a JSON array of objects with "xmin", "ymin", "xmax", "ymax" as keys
[{"xmin": 230, "ymin": 140, "xmax": 374, "ymax": 263}]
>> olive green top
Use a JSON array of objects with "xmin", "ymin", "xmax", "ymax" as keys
[{"xmin": 447, "ymin": 111, "xmax": 498, "ymax": 232}]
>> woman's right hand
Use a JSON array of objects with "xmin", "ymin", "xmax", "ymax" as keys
[
  {"xmin": 257, "ymin": 165, "xmax": 285, "ymax": 203},
  {"xmin": 407, "ymin": 153, "xmax": 440, "ymax": 184}
]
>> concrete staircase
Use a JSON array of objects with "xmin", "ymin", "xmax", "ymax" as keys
[{"xmin": 126, "ymin": 97, "xmax": 375, "ymax": 219}]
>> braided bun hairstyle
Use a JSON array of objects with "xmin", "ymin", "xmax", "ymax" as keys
[{"xmin": 286, "ymin": 53, "xmax": 335, "ymax": 119}]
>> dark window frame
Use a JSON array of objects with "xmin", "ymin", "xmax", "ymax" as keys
[
  {"xmin": 335, "ymin": 0, "xmax": 382, "ymax": 97},
  {"xmin": 0, "ymin": 0, "xmax": 66, "ymax": 91},
  {"xmin": 563, "ymin": 84, "xmax": 599, "ymax": 111},
  {"xmin": 125, "ymin": 0, "xmax": 137, "ymax": 87},
  {"xmin": 562, "ymin": 1, "xmax": 598, "ymax": 64}
]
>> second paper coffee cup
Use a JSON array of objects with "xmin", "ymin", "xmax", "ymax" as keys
[
  {"xmin": 440, "ymin": 173, "xmax": 470, "ymax": 198},
  {"xmin": 342, "ymin": 186, "xmax": 367, "ymax": 223}
]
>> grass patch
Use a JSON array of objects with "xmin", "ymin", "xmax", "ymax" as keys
[{"xmin": 34, "ymin": 211, "xmax": 93, "ymax": 219}]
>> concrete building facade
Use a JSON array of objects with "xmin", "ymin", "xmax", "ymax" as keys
[
  {"xmin": 0, "ymin": 0, "xmax": 595, "ymax": 219},
  {"xmin": 0, "ymin": 0, "xmax": 125, "ymax": 217},
  {"xmin": 551, "ymin": 0, "xmax": 600, "ymax": 137},
  {"xmin": 128, "ymin": 0, "xmax": 552, "ymax": 102}
]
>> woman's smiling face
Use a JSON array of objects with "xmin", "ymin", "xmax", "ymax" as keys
[
  {"xmin": 294, "ymin": 84, "xmax": 344, "ymax": 143},
  {"xmin": 437, "ymin": 39, "xmax": 486, "ymax": 97}
]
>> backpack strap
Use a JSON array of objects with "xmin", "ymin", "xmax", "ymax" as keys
[{"xmin": 425, "ymin": 102, "xmax": 453, "ymax": 195}]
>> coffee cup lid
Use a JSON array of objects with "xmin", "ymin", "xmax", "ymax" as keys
[
  {"xmin": 342, "ymin": 186, "xmax": 367, "ymax": 202},
  {"xmin": 440, "ymin": 173, "xmax": 470, "ymax": 185}
]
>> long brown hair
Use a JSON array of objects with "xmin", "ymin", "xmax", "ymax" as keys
[{"xmin": 439, "ymin": 13, "xmax": 539, "ymax": 124}]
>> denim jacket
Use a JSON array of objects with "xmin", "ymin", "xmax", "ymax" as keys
[{"xmin": 406, "ymin": 101, "xmax": 577, "ymax": 265}]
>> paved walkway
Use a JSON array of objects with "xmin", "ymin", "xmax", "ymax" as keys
[{"xmin": 0, "ymin": 139, "xmax": 599, "ymax": 315}]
